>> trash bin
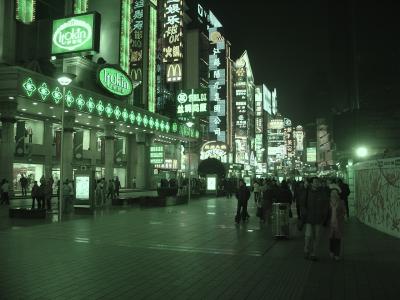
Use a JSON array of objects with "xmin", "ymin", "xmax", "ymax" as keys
[{"xmin": 272, "ymin": 203, "xmax": 290, "ymax": 238}]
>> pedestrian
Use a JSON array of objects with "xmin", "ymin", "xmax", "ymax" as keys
[
  {"xmin": 20, "ymin": 174, "xmax": 28, "ymax": 196},
  {"xmin": 301, "ymin": 177, "xmax": 329, "ymax": 261},
  {"xmin": 44, "ymin": 179, "xmax": 53, "ymax": 211},
  {"xmin": 1, "ymin": 179, "xmax": 10, "ymax": 205},
  {"xmin": 115, "ymin": 176, "xmax": 121, "ymax": 197},
  {"xmin": 278, "ymin": 180, "xmax": 293, "ymax": 218},
  {"xmin": 63, "ymin": 179, "xmax": 72, "ymax": 214},
  {"xmin": 101, "ymin": 177, "xmax": 107, "ymax": 206},
  {"xmin": 38, "ymin": 181, "xmax": 46, "ymax": 209},
  {"xmin": 132, "ymin": 176, "xmax": 136, "ymax": 189},
  {"xmin": 107, "ymin": 179, "xmax": 115, "ymax": 202},
  {"xmin": 95, "ymin": 179, "xmax": 103, "ymax": 207},
  {"xmin": 40, "ymin": 175, "xmax": 45, "ymax": 186},
  {"xmin": 262, "ymin": 180, "xmax": 277, "ymax": 224},
  {"xmin": 294, "ymin": 181, "xmax": 307, "ymax": 219},
  {"xmin": 328, "ymin": 184, "xmax": 346, "ymax": 261},
  {"xmin": 337, "ymin": 178, "xmax": 350, "ymax": 219},
  {"xmin": 235, "ymin": 179, "xmax": 251, "ymax": 223},
  {"xmin": 253, "ymin": 180, "xmax": 261, "ymax": 204},
  {"xmin": 31, "ymin": 181, "xmax": 39, "ymax": 209}
]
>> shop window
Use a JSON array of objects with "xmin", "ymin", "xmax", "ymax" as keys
[
  {"xmin": 13, "ymin": 163, "xmax": 44, "ymax": 191},
  {"xmin": 14, "ymin": 119, "xmax": 44, "ymax": 145},
  {"xmin": 114, "ymin": 168, "xmax": 126, "ymax": 188}
]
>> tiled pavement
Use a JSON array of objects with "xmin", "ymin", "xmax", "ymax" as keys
[{"xmin": 0, "ymin": 196, "xmax": 399, "ymax": 300}]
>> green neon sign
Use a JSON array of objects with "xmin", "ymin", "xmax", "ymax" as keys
[
  {"xmin": 150, "ymin": 145, "xmax": 165, "ymax": 165},
  {"xmin": 98, "ymin": 66, "xmax": 133, "ymax": 96},
  {"xmin": 52, "ymin": 13, "xmax": 99, "ymax": 55},
  {"xmin": 86, "ymin": 97, "xmax": 95, "ymax": 112},
  {"xmin": 52, "ymin": 87, "xmax": 63, "ymax": 104},
  {"xmin": 20, "ymin": 77, "xmax": 194, "ymax": 140},
  {"xmin": 74, "ymin": 0, "xmax": 89, "ymax": 14},
  {"xmin": 38, "ymin": 83, "xmax": 50, "ymax": 101},
  {"xmin": 16, "ymin": 0, "xmax": 36, "ymax": 24},
  {"xmin": 129, "ymin": 111, "xmax": 136, "ymax": 124},
  {"xmin": 122, "ymin": 109, "xmax": 129, "ymax": 122}
]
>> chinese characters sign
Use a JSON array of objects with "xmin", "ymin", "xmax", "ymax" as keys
[
  {"xmin": 176, "ymin": 89, "xmax": 208, "ymax": 117},
  {"xmin": 284, "ymin": 126, "xmax": 295, "ymax": 158},
  {"xmin": 130, "ymin": 0, "xmax": 145, "ymax": 81},
  {"xmin": 234, "ymin": 67, "xmax": 247, "ymax": 138},
  {"xmin": 150, "ymin": 145, "xmax": 165, "ymax": 164},
  {"xmin": 200, "ymin": 141, "xmax": 228, "ymax": 161},
  {"xmin": 162, "ymin": 0, "xmax": 183, "ymax": 82},
  {"xmin": 208, "ymin": 27, "xmax": 227, "ymax": 142},
  {"xmin": 294, "ymin": 125, "xmax": 304, "ymax": 152}
]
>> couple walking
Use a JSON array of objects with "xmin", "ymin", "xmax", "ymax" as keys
[{"xmin": 300, "ymin": 177, "xmax": 346, "ymax": 261}]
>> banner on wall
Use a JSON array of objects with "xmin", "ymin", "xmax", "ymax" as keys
[
  {"xmin": 73, "ymin": 131, "xmax": 84, "ymax": 160},
  {"xmin": 114, "ymin": 138, "xmax": 124, "ymax": 164},
  {"xmin": 15, "ymin": 121, "xmax": 26, "ymax": 157},
  {"xmin": 100, "ymin": 136, "xmax": 105, "ymax": 164}
]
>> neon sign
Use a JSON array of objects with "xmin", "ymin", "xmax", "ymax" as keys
[
  {"xmin": 51, "ymin": 13, "xmax": 100, "ymax": 55},
  {"xmin": 20, "ymin": 76, "xmax": 199, "ymax": 139},
  {"xmin": 98, "ymin": 66, "xmax": 133, "ymax": 97},
  {"xmin": 162, "ymin": 0, "xmax": 183, "ymax": 82},
  {"xmin": 176, "ymin": 89, "xmax": 208, "ymax": 116}
]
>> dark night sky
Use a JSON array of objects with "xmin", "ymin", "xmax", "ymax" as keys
[{"xmin": 200, "ymin": 0, "xmax": 400, "ymax": 126}]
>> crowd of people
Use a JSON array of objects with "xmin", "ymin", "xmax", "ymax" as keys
[
  {"xmin": 94, "ymin": 177, "xmax": 121, "ymax": 207},
  {"xmin": 233, "ymin": 176, "xmax": 350, "ymax": 261},
  {"xmin": 0, "ymin": 175, "xmax": 123, "ymax": 213}
]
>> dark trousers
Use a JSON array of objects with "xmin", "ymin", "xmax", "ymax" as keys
[
  {"xmin": 32, "ymin": 197, "xmax": 37, "ymax": 209},
  {"xmin": 329, "ymin": 238, "xmax": 341, "ymax": 256},
  {"xmin": 37, "ymin": 197, "xmax": 44, "ymax": 209},
  {"xmin": 236, "ymin": 200, "xmax": 249, "ymax": 221},
  {"xmin": 296, "ymin": 202, "xmax": 301, "ymax": 218},
  {"xmin": 1, "ymin": 192, "xmax": 10, "ymax": 204},
  {"xmin": 46, "ymin": 196, "xmax": 52, "ymax": 210},
  {"xmin": 22, "ymin": 186, "xmax": 27, "ymax": 196}
]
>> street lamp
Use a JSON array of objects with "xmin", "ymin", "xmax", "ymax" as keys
[
  {"xmin": 355, "ymin": 146, "xmax": 368, "ymax": 158},
  {"xmin": 186, "ymin": 120, "xmax": 194, "ymax": 202},
  {"xmin": 57, "ymin": 72, "xmax": 76, "ymax": 221}
]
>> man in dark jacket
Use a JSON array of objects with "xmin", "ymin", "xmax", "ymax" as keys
[
  {"xmin": 337, "ymin": 178, "xmax": 350, "ymax": 218},
  {"xmin": 301, "ymin": 177, "xmax": 329, "ymax": 261},
  {"xmin": 235, "ymin": 179, "xmax": 251, "ymax": 223}
]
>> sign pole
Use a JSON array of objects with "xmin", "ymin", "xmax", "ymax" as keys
[{"xmin": 59, "ymin": 86, "xmax": 65, "ymax": 222}]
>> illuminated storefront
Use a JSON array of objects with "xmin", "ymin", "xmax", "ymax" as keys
[{"xmin": 0, "ymin": 0, "xmax": 200, "ymax": 193}]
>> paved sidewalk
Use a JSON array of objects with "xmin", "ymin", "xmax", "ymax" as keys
[{"xmin": 0, "ymin": 197, "xmax": 399, "ymax": 299}]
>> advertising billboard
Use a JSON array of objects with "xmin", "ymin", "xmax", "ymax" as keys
[
  {"xmin": 263, "ymin": 85, "xmax": 272, "ymax": 115},
  {"xmin": 150, "ymin": 145, "xmax": 165, "ymax": 165},
  {"xmin": 234, "ymin": 67, "xmax": 248, "ymax": 138},
  {"xmin": 176, "ymin": 89, "xmax": 208, "ymax": 117},
  {"xmin": 51, "ymin": 12, "xmax": 100, "ymax": 56},
  {"xmin": 162, "ymin": 0, "xmax": 184, "ymax": 82},
  {"xmin": 208, "ymin": 26, "xmax": 226, "ymax": 142},
  {"xmin": 307, "ymin": 147, "xmax": 317, "ymax": 162}
]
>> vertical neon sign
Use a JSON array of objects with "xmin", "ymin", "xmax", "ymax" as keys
[
  {"xmin": 16, "ymin": 0, "xmax": 36, "ymax": 24},
  {"xmin": 74, "ymin": 0, "xmax": 89, "ymax": 14},
  {"xmin": 119, "ymin": 0, "xmax": 131, "ymax": 74},
  {"xmin": 148, "ymin": 4, "xmax": 157, "ymax": 112}
]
